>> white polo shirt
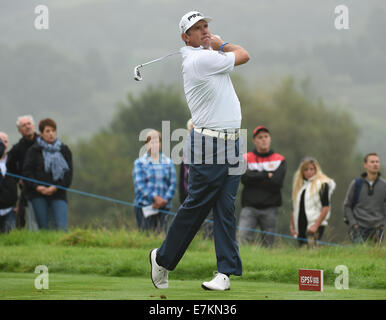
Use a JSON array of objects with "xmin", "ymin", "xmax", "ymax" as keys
[{"xmin": 180, "ymin": 46, "xmax": 241, "ymax": 130}]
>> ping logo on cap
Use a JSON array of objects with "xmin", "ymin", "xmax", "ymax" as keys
[
  {"xmin": 179, "ymin": 11, "xmax": 212, "ymax": 34},
  {"xmin": 188, "ymin": 12, "xmax": 202, "ymax": 21}
]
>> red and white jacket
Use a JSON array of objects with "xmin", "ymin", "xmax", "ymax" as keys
[{"xmin": 241, "ymin": 149, "xmax": 287, "ymax": 209}]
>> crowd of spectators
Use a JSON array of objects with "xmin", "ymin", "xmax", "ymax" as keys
[
  {"xmin": 1, "ymin": 116, "xmax": 384, "ymax": 246},
  {"xmin": 0, "ymin": 116, "xmax": 72, "ymax": 233}
]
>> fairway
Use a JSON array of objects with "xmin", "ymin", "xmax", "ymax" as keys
[{"xmin": 0, "ymin": 272, "xmax": 385, "ymax": 300}]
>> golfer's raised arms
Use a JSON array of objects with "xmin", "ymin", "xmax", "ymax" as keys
[
  {"xmin": 222, "ymin": 43, "xmax": 249, "ymax": 66},
  {"xmin": 223, "ymin": 44, "xmax": 250, "ymax": 66},
  {"xmin": 209, "ymin": 34, "xmax": 250, "ymax": 66}
]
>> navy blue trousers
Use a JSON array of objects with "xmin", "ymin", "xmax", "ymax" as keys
[{"xmin": 156, "ymin": 131, "xmax": 243, "ymax": 276}]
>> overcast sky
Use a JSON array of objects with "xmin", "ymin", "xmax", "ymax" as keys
[{"xmin": 1, "ymin": 0, "xmax": 385, "ymax": 159}]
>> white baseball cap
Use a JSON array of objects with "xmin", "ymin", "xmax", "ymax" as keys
[{"xmin": 179, "ymin": 11, "xmax": 212, "ymax": 34}]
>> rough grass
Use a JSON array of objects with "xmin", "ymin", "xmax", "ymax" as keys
[{"xmin": 0, "ymin": 228, "xmax": 385, "ymax": 290}]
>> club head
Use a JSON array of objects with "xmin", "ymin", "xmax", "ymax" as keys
[{"xmin": 134, "ymin": 65, "xmax": 142, "ymax": 81}]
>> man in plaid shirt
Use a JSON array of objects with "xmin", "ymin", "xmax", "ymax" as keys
[{"xmin": 133, "ymin": 130, "xmax": 176, "ymax": 233}]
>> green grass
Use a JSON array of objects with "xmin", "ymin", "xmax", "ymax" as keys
[
  {"xmin": 1, "ymin": 273, "xmax": 385, "ymax": 300},
  {"xmin": 0, "ymin": 229, "xmax": 385, "ymax": 299}
]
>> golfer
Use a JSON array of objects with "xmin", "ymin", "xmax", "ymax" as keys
[{"xmin": 150, "ymin": 11, "xmax": 250, "ymax": 291}]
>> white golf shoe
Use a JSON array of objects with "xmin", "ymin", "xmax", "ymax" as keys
[
  {"xmin": 149, "ymin": 249, "xmax": 169, "ymax": 289},
  {"xmin": 201, "ymin": 272, "xmax": 230, "ymax": 291}
]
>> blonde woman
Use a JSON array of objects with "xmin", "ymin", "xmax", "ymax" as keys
[{"xmin": 290, "ymin": 157, "xmax": 336, "ymax": 246}]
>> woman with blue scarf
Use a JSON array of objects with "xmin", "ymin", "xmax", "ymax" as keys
[{"xmin": 23, "ymin": 118, "xmax": 73, "ymax": 231}]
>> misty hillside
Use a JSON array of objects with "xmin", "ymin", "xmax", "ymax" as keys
[{"xmin": 0, "ymin": 0, "xmax": 385, "ymax": 161}]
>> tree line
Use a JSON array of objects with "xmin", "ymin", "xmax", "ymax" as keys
[{"xmin": 68, "ymin": 77, "xmax": 365, "ymax": 243}]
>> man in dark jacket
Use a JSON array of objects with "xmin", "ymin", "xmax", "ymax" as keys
[
  {"xmin": 238, "ymin": 126, "xmax": 287, "ymax": 247},
  {"xmin": 7, "ymin": 115, "xmax": 39, "ymax": 229},
  {"xmin": 343, "ymin": 152, "xmax": 386, "ymax": 243},
  {"xmin": 0, "ymin": 132, "xmax": 17, "ymax": 233}
]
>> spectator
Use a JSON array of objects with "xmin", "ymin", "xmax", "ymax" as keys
[
  {"xmin": 343, "ymin": 153, "xmax": 386, "ymax": 244},
  {"xmin": 0, "ymin": 132, "xmax": 17, "ymax": 233},
  {"xmin": 133, "ymin": 129, "xmax": 177, "ymax": 233},
  {"xmin": 23, "ymin": 118, "xmax": 73, "ymax": 231},
  {"xmin": 238, "ymin": 126, "xmax": 286, "ymax": 247},
  {"xmin": 290, "ymin": 157, "xmax": 336, "ymax": 247},
  {"xmin": 7, "ymin": 115, "xmax": 39, "ymax": 229}
]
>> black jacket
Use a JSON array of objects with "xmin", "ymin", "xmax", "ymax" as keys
[
  {"xmin": 0, "ymin": 141, "xmax": 4, "ymax": 186},
  {"xmin": 241, "ymin": 149, "xmax": 287, "ymax": 209},
  {"xmin": 7, "ymin": 133, "xmax": 39, "ymax": 177},
  {"xmin": 23, "ymin": 142, "xmax": 73, "ymax": 201},
  {"xmin": 0, "ymin": 171, "xmax": 17, "ymax": 209},
  {"xmin": 0, "ymin": 140, "xmax": 4, "ymax": 160}
]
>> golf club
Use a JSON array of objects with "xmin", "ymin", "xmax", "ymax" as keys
[{"xmin": 133, "ymin": 50, "xmax": 181, "ymax": 81}]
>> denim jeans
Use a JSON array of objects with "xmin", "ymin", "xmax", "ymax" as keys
[
  {"xmin": 134, "ymin": 206, "xmax": 169, "ymax": 234},
  {"xmin": 0, "ymin": 209, "xmax": 16, "ymax": 233},
  {"xmin": 30, "ymin": 197, "xmax": 68, "ymax": 231},
  {"xmin": 238, "ymin": 206, "xmax": 279, "ymax": 247},
  {"xmin": 350, "ymin": 225, "xmax": 384, "ymax": 244}
]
